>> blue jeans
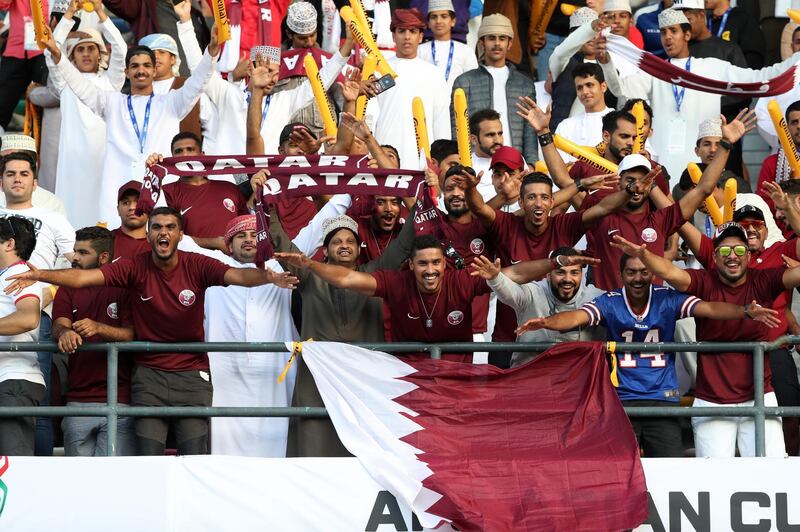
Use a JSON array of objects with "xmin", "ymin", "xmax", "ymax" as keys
[
  {"xmin": 62, "ymin": 403, "xmax": 137, "ymax": 456},
  {"xmin": 35, "ymin": 312, "xmax": 53, "ymax": 456},
  {"xmin": 537, "ymin": 32, "xmax": 566, "ymax": 81}
]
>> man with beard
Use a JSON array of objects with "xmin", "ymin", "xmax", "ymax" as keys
[
  {"xmin": 354, "ymin": 196, "xmax": 404, "ymax": 265},
  {"xmin": 471, "ymin": 247, "xmax": 605, "ymax": 366},
  {"xmin": 757, "ymin": 101, "xmax": 800, "ymax": 229},
  {"xmin": 10, "ymin": 207, "xmax": 298, "ymax": 456},
  {"xmin": 610, "ymin": 223, "xmax": 800, "ymax": 457},
  {"xmin": 111, "ymin": 181, "xmax": 150, "ymax": 260},
  {"xmin": 677, "ymin": 201, "xmax": 800, "ymax": 455},
  {"xmin": 516, "ymin": 251, "xmax": 781, "ymax": 457},
  {"xmin": 468, "ymin": 109, "xmax": 506, "ymax": 202},
  {"xmin": 51, "ymin": 227, "xmax": 136, "ymax": 456}
]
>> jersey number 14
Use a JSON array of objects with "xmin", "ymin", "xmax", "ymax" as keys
[{"xmin": 619, "ymin": 329, "xmax": 666, "ymax": 368}]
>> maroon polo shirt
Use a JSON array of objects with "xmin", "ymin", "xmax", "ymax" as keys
[
  {"xmin": 373, "ymin": 268, "xmax": 491, "ymax": 361},
  {"xmin": 52, "ymin": 285, "xmax": 134, "ymax": 403},
  {"xmin": 686, "ymin": 268, "xmax": 786, "ymax": 404},
  {"xmin": 99, "ymin": 251, "xmax": 231, "ymax": 371},
  {"xmin": 111, "ymin": 229, "xmax": 150, "ymax": 261},
  {"xmin": 162, "ymin": 180, "xmax": 248, "ymax": 238}
]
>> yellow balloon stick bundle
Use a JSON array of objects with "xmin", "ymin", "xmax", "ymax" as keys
[
  {"xmin": 553, "ymin": 135, "xmax": 618, "ymax": 174},
  {"xmin": 341, "ymin": 6, "xmax": 397, "ymax": 79},
  {"xmin": 356, "ymin": 54, "xmax": 378, "ymax": 120},
  {"xmin": 453, "ymin": 89, "xmax": 472, "ymax": 168},
  {"xmin": 349, "ymin": 0, "xmax": 372, "ymax": 35},
  {"xmin": 303, "ymin": 54, "xmax": 338, "ymax": 137},
  {"xmin": 631, "ymin": 101, "xmax": 646, "ymax": 154},
  {"xmin": 211, "ymin": 0, "xmax": 232, "ymax": 44},
  {"xmin": 29, "ymin": 0, "xmax": 51, "ymax": 50},
  {"xmin": 530, "ymin": 0, "xmax": 559, "ymax": 52},
  {"xmin": 767, "ymin": 99, "xmax": 800, "ymax": 178},
  {"xmin": 412, "ymin": 97, "xmax": 431, "ymax": 160},
  {"xmin": 687, "ymin": 163, "xmax": 723, "ymax": 226},
  {"xmin": 723, "ymin": 178, "xmax": 737, "ymax": 223}
]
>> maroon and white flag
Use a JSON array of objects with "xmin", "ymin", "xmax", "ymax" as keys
[
  {"xmin": 301, "ymin": 341, "xmax": 648, "ymax": 531},
  {"xmin": 605, "ymin": 32, "xmax": 797, "ymax": 96}
]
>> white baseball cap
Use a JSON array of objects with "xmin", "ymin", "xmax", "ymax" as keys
[
  {"xmin": 618, "ymin": 154, "xmax": 652, "ymax": 174},
  {"xmin": 672, "ymin": 0, "xmax": 705, "ymax": 9}
]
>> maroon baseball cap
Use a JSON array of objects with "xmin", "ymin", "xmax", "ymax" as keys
[
  {"xmin": 117, "ymin": 180, "xmax": 141, "ymax": 202},
  {"xmin": 490, "ymin": 146, "xmax": 525, "ymax": 172}
]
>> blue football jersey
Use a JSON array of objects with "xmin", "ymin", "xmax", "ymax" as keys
[{"xmin": 581, "ymin": 285, "xmax": 700, "ymax": 402}]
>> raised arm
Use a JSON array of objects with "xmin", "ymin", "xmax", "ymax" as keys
[
  {"xmin": 9, "ymin": 266, "xmax": 105, "ymax": 289},
  {"xmin": 516, "ymin": 309, "xmax": 592, "ymax": 335},
  {"xmin": 274, "ymin": 252, "xmax": 377, "ymax": 295},
  {"xmin": 693, "ymin": 300, "xmax": 781, "ymax": 328},
  {"xmin": 581, "ymin": 166, "xmax": 658, "ymax": 227},
  {"xmin": 245, "ymin": 57, "xmax": 278, "ymax": 154},
  {"xmin": 500, "ymin": 254, "xmax": 600, "ymax": 285},
  {"xmin": 449, "ymin": 169, "xmax": 495, "ymax": 227},
  {"xmin": 340, "ymin": 112, "xmax": 396, "ymax": 168},
  {"xmin": 549, "ymin": 21, "xmax": 601, "ymax": 81},
  {"xmin": 610, "ymin": 234, "xmax": 692, "ymax": 291},
  {"xmin": 763, "ymin": 181, "xmax": 800, "ymax": 240},
  {"xmin": 42, "ymin": 32, "xmax": 108, "ymax": 117},
  {"xmin": 167, "ymin": 33, "xmax": 219, "ymax": 118},
  {"xmin": 95, "ymin": 0, "xmax": 128, "ymax": 89},
  {"xmin": 223, "ymin": 266, "xmax": 298, "ymax": 288},
  {"xmin": 471, "ymin": 255, "xmax": 536, "ymax": 311},
  {"xmin": 597, "ymin": 34, "xmax": 651, "ymax": 99}
]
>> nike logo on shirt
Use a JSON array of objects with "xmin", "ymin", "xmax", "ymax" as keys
[
  {"xmin": 140, "ymin": 296, "xmax": 154, "ymax": 301},
  {"xmin": 407, "ymin": 313, "xmax": 420, "ymax": 319},
  {"xmin": 510, "ymin": 259, "xmax": 522, "ymax": 265},
  {"xmin": 180, "ymin": 207, "xmax": 192, "ymax": 216}
]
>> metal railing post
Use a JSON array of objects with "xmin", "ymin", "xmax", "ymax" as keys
[
  {"xmin": 106, "ymin": 344, "xmax": 119, "ymax": 457},
  {"xmin": 429, "ymin": 345, "xmax": 441, "ymax": 360},
  {"xmin": 753, "ymin": 344, "xmax": 765, "ymax": 457}
]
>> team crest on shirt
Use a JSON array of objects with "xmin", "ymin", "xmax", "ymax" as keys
[
  {"xmin": 447, "ymin": 310, "xmax": 464, "ymax": 325},
  {"xmin": 469, "ymin": 238, "xmax": 485, "ymax": 255},
  {"xmin": 223, "ymin": 198, "xmax": 236, "ymax": 213},
  {"xmin": 106, "ymin": 302, "xmax": 119, "ymax": 320},
  {"xmin": 178, "ymin": 289, "xmax": 196, "ymax": 306},
  {"xmin": 641, "ymin": 227, "xmax": 658, "ymax": 243}
]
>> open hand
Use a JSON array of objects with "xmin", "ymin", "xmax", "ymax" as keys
[
  {"xmin": 265, "ymin": 268, "xmax": 299, "ymax": 289},
  {"xmin": 721, "ymin": 108, "xmax": 756, "ymax": 144},
  {"xmin": 515, "ymin": 317, "xmax": 548, "ymax": 335},
  {"xmin": 746, "ymin": 301, "xmax": 781, "ymax": 328},
  {"xmin": 146, "ymin": 152, "xmax": 164, "ymax": 167},
  {"xmin": 274, "ymin": 252, "xmax": 312, "ymax": 269},
  {"xmin": 469, "ymin": 255, "xmax": 501, "ymax": 280},
  {"xmin": 515, "ymin": 96, "xmax": 551, "ymax": 133},
  {"xmin": 609, "ymin": 234, "xmax": 647, "ymax": 258}
]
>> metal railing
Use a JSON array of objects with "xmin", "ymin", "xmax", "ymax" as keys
[{"xmin": 2, "ymin": 338, "xmax": 800, "ymax": 457}]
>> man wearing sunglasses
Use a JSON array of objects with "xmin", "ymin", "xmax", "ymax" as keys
[{"xmin": 611, "ymin": 222, "xmax": 800, "ymax": 457}]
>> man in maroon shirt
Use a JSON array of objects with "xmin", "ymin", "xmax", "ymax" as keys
[
  {"xmin": 13, "ymin": 207, "xmax": 297, "ymax": 456},
  {"xmin": 150, "ymin": 132, "xmax": 249, "ymax": 239},
  {"xmin": 276, "ymin": 235, "xmax": 598, "ymax": 360},
  {"xmin": 52, "ymin": 226, "xmax": 136, "ymax": 456},
  {"xmin": 757, "ymin": 100, "xmax": 800, "ymax": 227},
  {"xmin": 111, "ymin": 181, "xmax": 150, "ymax": 260},
  {"xmin": 611, "ymin": 222, "xmax": 800, "ymax": 457},
  {"xmin": 353, "ymin": 196, "xmax": 404, "ymax": 265}
]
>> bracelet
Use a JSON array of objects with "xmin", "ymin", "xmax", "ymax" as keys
[
  {"xmin": 538, "ymin": 132, "xmax": 554, "ymax": 147},
  {"xmin": 743, "ymin": 305, "xmax": 755, "ymax": 319},
  {"xmin": 719, "ymin": 139, "xmax": 733, "ymax": 151},
  {"xmin": 577, "ymin": 180, "xmax": 588, "ymax": 193}
]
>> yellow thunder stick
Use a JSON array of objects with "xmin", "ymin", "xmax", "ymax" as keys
[
  {"xmin": 553, "ymin": 135, "xmax": 618, "ymax": 174},
  {"xmin": 349, "ymin": 0, "xmax": 372, "ymax": 35},
  {"xmin": 341, "ymin": 6, "xmax": 397, "ymax": 79},
  {"xmin": 453, "ymin": 88, "xmax": 472, "ymax": 168},
  {"xmin": 356, "ymin": 54, "xmax": 377, "ymax": 120},
  {"xmin": 530, "ymin": 0, "xmax": 559, "ymax": 53},
  {"xmin": 723, "ymin": 178, "xmax": 737, "ymax": 223},
  {"xmin": 211, "ymin": 0, "xmax": 232, "ymax": 44},
  {"xmin": 303, "ymin": 54, "xmax": 338, "ymax": 137},
  {"xmin": 534, "ymin": 160, "xmax": 549, "ymax": 174},
  {"xmin": 29, "ymin": 0, "xmax": 51, "ymax": 50},
  {"xmin": 631, "ymin": 101, "xmax": 646, "ymax": 154},
  {"xmin": 560, "ymin": 3, "xmax": 576, "ymax": 16},
  {"xmin": 767, "ymin": 99, "xmax": 800, "ymax": 178},
  {"xmin": 412, "ymin": 97, "xmax": 431, "ymax": 160},
  {"xmin": 688, "ymin": 163, "xmax": 723, "ymax": 226},
  {"xmin": 789, "ymin": 9, "xmax": 800, "ymax": 24}
]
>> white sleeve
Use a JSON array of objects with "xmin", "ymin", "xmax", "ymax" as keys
[
  {"xmin": 600, "ymin": 57, "xmax": 650, "ymax": 100},
  {"xmin": 291, "ymin": 194, "xmax": 353, "ymax": 255},
  {"xmin": 178, "ymin": 235, "xmax": 238, "ymax": 265},
  {"xmin": 167, "ymin": 49, "xmax": 217, "ymax": 118},
  {"xmin": 53, "ymin": 215, "xmax": 76, "ymax": 258},
  {"xmin": 45, "ymin": 17, "xmax": 71, "ymax": 93},
  {"xmin": 549, "ymin": 23, "xmax": 597, "ymax": 81},
  {"xmin": 55, "ymin": 53, "xmax": 110, "ymax": 117},
  {"xmin": 486, "ymin": 272, "xmax": 537, "ymax": 312},
  {"xmin": 99, "ymin": 17, "xmax": 128, "ymax": 90},
  {"xmin": 176, "ymin": 19, "xmax": 232, "ymax": 106},
  {"xmin": 432, "ymin": 76, "xmax": 452, "ymax": 141},
  {"xmin": 282, "ymin": 52, "xmax": 348, "ymax": 115},
  {"xmin": 52, "ymin": 15, "xmax": 73, "ymax": 44},
  {"xmin": 709, "ymin": 52, "xmax": 800, "ymax": 84}
]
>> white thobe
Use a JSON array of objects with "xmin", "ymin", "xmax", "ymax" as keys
[
  {"xmin": 417, "ymin": 39, "xmax": 479, "ymax": 88},
  {"xmin": 46, "ymin": 16, "xmax": 127, "ymax": 229},
  {"xmin": 369, "ymin": 56, "xmax": 451, "ymax": 168},
  {"xmin": 602, "ymin": 52, "xmax": 800, "ymax": 183},
  {"xmin": 554, "ymin": 107, "xmax": 613, "ymax": 163},
  {"xmin": 56, "ymin": 49, "xmax": 217, "ymax": 227}
]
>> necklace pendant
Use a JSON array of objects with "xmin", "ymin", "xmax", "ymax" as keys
[{"xmin": 425, "ymin": 318, "xmax": 433, "ymax": 328}]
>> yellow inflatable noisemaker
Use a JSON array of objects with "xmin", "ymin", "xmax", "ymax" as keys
[
  {"xmin": 767, "ymin": 99, "xmax": 800, "ymax": 178},
  {"xmin": 553, "ymin": 135, "xmax": 618, "ymax": 174},
  {"xmin": 304, "ymin": 55, "xmax": 338, "ymax": 137},
  {"xmin": 453, "ymin": 89, "xmax": 472, "ymax": 168},
  {"xmin": 687, "ymin": 163, "xmax": 723, "ymax": 226}
]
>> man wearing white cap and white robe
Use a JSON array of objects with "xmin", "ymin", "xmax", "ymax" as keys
[
  {"xmin": 417, "ymin": 0, "xmax": 478, "ymax": 88},
  {"xmin": 592, "ymin": 7, "xmax": 800, "ymax": 182},
  {"xmin": 44, "ymin": 0, "xmax": 127, "ymax": 229}
]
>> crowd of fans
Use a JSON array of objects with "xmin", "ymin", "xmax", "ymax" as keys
[{"xmin": 1, "ymin": 0, "xmax": 800, "ymax": 461}]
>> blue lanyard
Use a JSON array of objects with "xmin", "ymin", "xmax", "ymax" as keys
[
  {"xmin": 245, "ymin": 90, "xmax": 272, "ymax": 125},
  {"xmin": 704, "ymin": 214, "xmax": 714, "ymax": 237},
  {"xmin": 127, "ymin": 94, "xmax": 153, "ymax": 154},
  {"xmin": 670, "ymin": 57, "xmax": 690, "ymax": 112},
  {"xmin": 431, "ymin": 40, "xmax": 454, "ymax": 81},
  {"xmin": 708, "ymin": 8, "xmax": 731, "ymax": 38}
]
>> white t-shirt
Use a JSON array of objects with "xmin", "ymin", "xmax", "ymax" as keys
[
  {"xmin": 484, "ymin": 65, "xmax": 512, "ymax": 147},
  {"xmin": 0, "ymin": 262, "xmax": 44, "ymax": 385},
  {"xmin": 417, "ymin": 39, "xmax": 479, "ymax": 88},
  {"xmin": 0, "ymin": 206, "xmax": 76, "ymax": 269},
  {"xmin": 554, "ymin": 107, "xmax": 614, "ymax": 163}
]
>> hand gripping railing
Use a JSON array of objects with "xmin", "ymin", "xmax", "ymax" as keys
[{"xmin": 1, "ymin": 338, "xmax": 799, "ymax": 456}]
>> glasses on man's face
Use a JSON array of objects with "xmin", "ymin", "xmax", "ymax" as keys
[
  {"xmin": 716, "ymin": 245, "xmax": 747, "ymax": 257},
  {"xmin": 738, "ymin": 220, "xmax": 765, "ymax": 231}
]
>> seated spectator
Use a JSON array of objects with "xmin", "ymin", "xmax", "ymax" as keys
[
  {"xmin": 111, "ymin": 181, "xmax": 150, "ymax": 260},
  {"xmin": 417, "ymin": 0, "xmax": 478, "ymax": 87}
]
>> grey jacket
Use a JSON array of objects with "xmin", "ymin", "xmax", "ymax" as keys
[
  {"xmin": 487, "ymin": 273, "xmax": 606, "ymax": 367},
  {"xmin": 450, "ymin": 63, "xmax": 538, "ymax": 164}
]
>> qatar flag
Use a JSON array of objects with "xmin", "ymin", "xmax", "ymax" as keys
[{"xmin": 300, "ymin": 341, "xmax": 648, "ymax": 531}]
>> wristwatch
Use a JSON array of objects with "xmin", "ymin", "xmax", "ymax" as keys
[{"xmin": 719, "ymin": 139, "xmax": 733, "ymax": 151}]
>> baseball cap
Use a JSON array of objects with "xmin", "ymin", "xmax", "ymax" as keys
[
  {"xmin": 117, "ymin": 180, "xmax": 141, "ymax": 202},
  {"xmin": 732, "ymin": 205, "xmax": 765, "ymax": 223},
  {"xmin": 617, "ymin": 154, "xmax": 651, "ymax": 174},
  {"xmin": 279, "ymin": 122, "xmax": 316, "ymax": 146},
  {"xmin": 322, "ymin": 215, "xmax": 360, "ymax": 243},
  {"xmin": 490, "ymin": 146, "xmax": 524, "ymax": 171},
  {"xmin": 712, "ymin": 222, "xmax": 748, "ymax": 247},
  {"xmin": 671, "ymin": 0, "xmax": 705, "ymax": 9}
]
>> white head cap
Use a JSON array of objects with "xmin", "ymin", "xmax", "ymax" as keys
[
  {"xmin": 658, "ymin": 8, "xmax": 690, "ymax": 29},
  {"xmin": 0, "ymin": 134, "xmax": 36, "ymax": 154},
  {"xmin": 427, "ymin": 0, "xmax": 455, "ymax": 13},
  {"xmin": 570, "ymin": 7, "xmax": 598, "ymax": 29},
  {"xmin": 618, "ymin": 154, "xmax": 652, "ymax": 174},
  {"xmin": 287, "ymin": 1, "xmax": 318, "ymax": 35},
  {"xmin": 250, "ymin": 45, "xmax": 282, "ymax": 64},
  {"xmin": 322, "ymin": 215, "xmax": 359, "ymax": 242},
  {"xmin": 697, "ymin": 118, "xmax": 723, "ymax": 140},
  {"xmin": 671, "ymin": 0, "xmax": 705, "ymax": 10},
  {"xmin": 604, "ymin": 0, "xmax": 632, "ymax": 13}
]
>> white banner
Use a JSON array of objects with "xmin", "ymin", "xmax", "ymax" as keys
[{"xmin": 0, "ymin": 457, "xmax": 798, "ymax": 531}]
